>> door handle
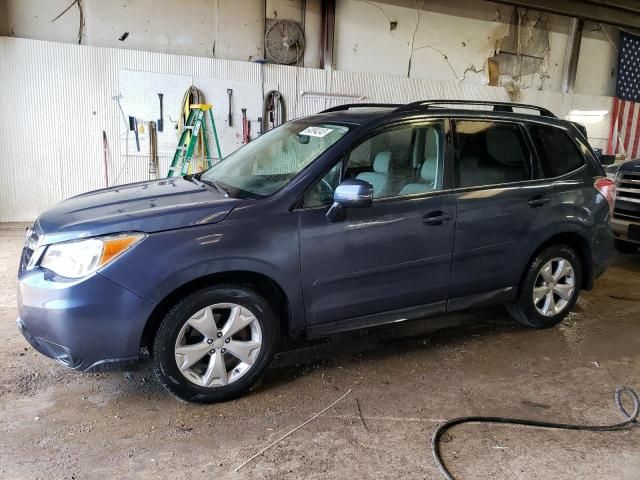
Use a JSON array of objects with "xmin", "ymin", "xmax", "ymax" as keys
[
  {"xmin": 422, "ymin": 211, "xmax": 452, "ymax": 225},
  {"xmin": 528, "ymin": 195, "xmax": 550, "ymax": 208}
]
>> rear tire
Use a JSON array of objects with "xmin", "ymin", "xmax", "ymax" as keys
[
  {"xmin": 507, "ymin": 245, "xmax": 581, "ymax": 329},
  {"xmin": 615, "ymin": 239, "xmax": 639, "ymax": 254},
  {"xmin": 152, "ymin": 284, "xmax": 279, "ymax": 403}
]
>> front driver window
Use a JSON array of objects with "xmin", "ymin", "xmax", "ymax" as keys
[{"xmin": 344, "ymin": 123, "xmax": 444, "ymax": 199}]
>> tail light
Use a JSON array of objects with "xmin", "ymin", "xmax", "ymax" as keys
[{"xmin": 594, "ymin": 177, "xmax": 616, "ymax": 214}]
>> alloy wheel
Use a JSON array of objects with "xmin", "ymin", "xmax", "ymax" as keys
[
  {"xmin": 532, "ymin": 257, "xmax": 576, "ymax": 317},
  {"xmin": 174, "ymin": 303, "xmax": 262, "ymax": 387}
]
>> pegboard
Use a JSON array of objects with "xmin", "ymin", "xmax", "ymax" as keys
[{"xmin": 118, "ymin": 69, "xmax": 274, "ymax": 177}]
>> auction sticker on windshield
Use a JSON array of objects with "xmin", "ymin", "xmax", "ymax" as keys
[{"xmin": 299, "ymin": 126, "xmax": 333, "ymax": 137}]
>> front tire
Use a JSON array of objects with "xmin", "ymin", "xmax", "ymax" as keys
[
  {"xmin": 152, "ymin": 285, "xmax": 279, "ymax": 403},
  {"xmin": 507, "ymin": 245, "xmax": 581, "ymax": 329},
  {"xmin": 615, "ymin": 239, "xmax": 639, "ymax": 254}
]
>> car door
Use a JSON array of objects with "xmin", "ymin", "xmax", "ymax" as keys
[
  {"xmin": 297, "ymin": 120, "xmax": 457, "ymax": 333},
  {"xmin": 448, "ymin": 118, "xmax": 551, "ymax": 303}
]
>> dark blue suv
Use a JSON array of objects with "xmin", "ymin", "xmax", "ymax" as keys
[{"xmin": 17, "ymin": 101, "xmax": 614, "ymax": 403}]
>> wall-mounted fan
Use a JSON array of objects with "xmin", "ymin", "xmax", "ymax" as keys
[{"xmin": 265, "ymin": 20, "xmax": 305, "ymax": 65}]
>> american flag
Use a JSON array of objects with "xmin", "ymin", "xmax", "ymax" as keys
[{"xmin": 608, "ymin": 30, "xmax": 640, "ymax": 158}]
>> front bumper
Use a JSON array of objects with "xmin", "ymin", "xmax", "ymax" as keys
[
  {"xmin": 611, "ymin": 217, "xmax": 640, "ymax": 245},
  {"xmin": 17, "ymin": 269, "xmax": 154, "ymax": 372}
]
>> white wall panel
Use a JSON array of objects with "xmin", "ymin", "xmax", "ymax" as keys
[{"xmin": 0, "ymin": 37, "xmax": 615, "ymax": 222}]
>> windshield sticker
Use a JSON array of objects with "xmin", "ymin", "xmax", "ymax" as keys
[{"xmin": 299, "ymin": 126, "xmax": 333, "ymax": 138}]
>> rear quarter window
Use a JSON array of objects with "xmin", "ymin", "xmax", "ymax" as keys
[{"xmin": 528, "ymin": 125, "xmax": 585, "ymax": 178}]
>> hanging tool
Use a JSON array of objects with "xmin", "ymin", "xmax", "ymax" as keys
[
  {"xmin": 226, "ymin": 89, "xmax": 233, "ymax": 126},
  {"xmin": 149, "ymin": 121, "xmax": 159, "ymax": 180},
  {"xmin": 157, "ymin": 93, "xmax": 164, "ymax": 132},
  {"xmin": 168, "ymin": 104, "xmax": 223, "ymax": 177},
  {"xmin": 254, "ymin": 59, "xmax": 267, "ymax": 100},
  {"xmin": 242, "ymin": 108, "xmax": 250, "ymax": 144},
  {"xmin": 262, "ymin": 90, "xmax": 286, "ymax": 132},
  {"xmin": 102, "ymin": 131, "xmax": 109, "ymax": 187},
  {"xmin": 129, "ymin": 116, "xmax": 140, "ymax": 152},
  {"xmin": 176, "ymin": 86, "xmax": 207, "ymax": 172},
  {"xmin": 111, "ymin": 94, "xmax": 129, "ymax": 130},
  {"xmin": 178, "ymin": 86, "xmax": 205, "ymax": 132}
]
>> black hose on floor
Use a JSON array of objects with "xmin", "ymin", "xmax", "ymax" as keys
[{"xmin": 432, "ymin": 386, "xmax": 640, "ymax": 480}]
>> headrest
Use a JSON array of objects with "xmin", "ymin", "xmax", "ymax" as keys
[
  {"xmin": 486, "ymin": 128, "xmax": 525, "ymax": 166},
  {"xmin": 425, "ymin": 128, "xmax": 439, "ymax": 160},
  {"xmin": 373, "ymin": 151, "xmax": 391, "ymax": 174}
]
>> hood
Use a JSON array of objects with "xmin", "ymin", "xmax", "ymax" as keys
[
  {"xmin": 605, "ymin": 158, "xmax": 640, "ymax": 177},
  {"xmin": 619, "ymin": 158, "xmax": 640, "ymax": 173},
  {"xmin": 36, "ymin": 177, "xmax": 241, "ymax": 244}
]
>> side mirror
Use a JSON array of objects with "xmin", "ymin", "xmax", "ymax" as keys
[{"xmin": 326, "ymin": 179, "xmax": 373, "ymax": 222}]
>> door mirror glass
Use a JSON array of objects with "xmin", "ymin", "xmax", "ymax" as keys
[{"xmin": 326, "ymin": 179, "xmax": 373, "ymax": 222}]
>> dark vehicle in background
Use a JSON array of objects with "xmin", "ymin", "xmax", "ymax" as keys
[
  {"xmin": 17, "ymin": 100, "xmax": 614, "ymax": 403},
  {"xmin": 607, "ymin": 159, "xmax": 640, "ymax": 253}
]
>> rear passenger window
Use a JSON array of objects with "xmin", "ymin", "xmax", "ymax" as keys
[
  {"xmin": 454, "ymin": 121, "xmax": 531, "ymax": 188},
  {"xmin": 528, "ymin": 125, "xmax": 585, "ymax": 178}
]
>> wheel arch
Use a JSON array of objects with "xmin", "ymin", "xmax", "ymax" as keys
[
  {"xmin": 139, "ymin": 270, "xmax": 294, "ymax": 356},
  {"xmin": 522, "ymin": 231, "xmax": 594, "ymax": 292}
]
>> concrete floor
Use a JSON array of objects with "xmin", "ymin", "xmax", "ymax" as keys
[{"xmin": 1, "ymin": 224, "xmax": 639, "ymax": 479}]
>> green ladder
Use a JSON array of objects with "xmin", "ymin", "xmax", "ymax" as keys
[{"xmin": 168, "ymin": 104, "xmax": 223, "ymax": 177}]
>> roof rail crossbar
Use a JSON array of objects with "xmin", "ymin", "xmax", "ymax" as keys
[
  {"xmin": 395, "ymin": 100, "xmax": 556, "ymax": 118},
  {"xmin": 320, "ymin": 103, "xmax": 401, "ymax": 113}
]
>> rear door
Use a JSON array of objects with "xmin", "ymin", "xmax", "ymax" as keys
[
  {"xmin": 297, "ymin": 119, "xmax": 457, "ymax": 330},
  {"xmin": 449, "ymin": 119, "xmax": 551, "ymax": 301}
]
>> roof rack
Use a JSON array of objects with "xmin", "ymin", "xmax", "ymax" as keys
[
  {"xmin": 395, "ymin": 100, "xmax": 556, "ymax": 117},
  {"xmin": 320, "ymin": 103, "xmax": 401, "ymax": 113}
]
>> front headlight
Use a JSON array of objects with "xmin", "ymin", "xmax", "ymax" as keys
[{"xmin": 39, "ymin": 233, "xmax": 145, "ymax": 279}]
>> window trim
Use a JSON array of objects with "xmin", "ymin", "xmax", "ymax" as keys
[{"xmin": 450, "ymin": 118, "xmax": 535, "ymax": 192}]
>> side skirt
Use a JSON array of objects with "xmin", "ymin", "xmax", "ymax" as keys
[
  {"xmin": 304, "ymin": 287, "xmax": 516, "ymax": 339},
  {"xmin": 447, "ymin": 286, "xmax": 515, "ymax": 312},
  {"xmin": 306, "ymin": 301, "xmax": 447, "ymax": 338}
]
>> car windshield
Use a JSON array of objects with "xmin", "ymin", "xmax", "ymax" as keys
[{"xmin": 200, "ymin": 120, "xmax": 349, "ymax": 198}]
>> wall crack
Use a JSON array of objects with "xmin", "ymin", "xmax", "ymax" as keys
[
  {"xmin": 357, "ymin": 0, "xmax": 395, "ymax": 32},
  {"xmin": 51, "ymin": 0, "xmax": 85, "ymax": 44},
  {"xmin": 461, "ymin": 65, "xmax": 486, "ymax": 82},
  {"xmin": 412, "ymin": 43, "xmax": 459, "ymax": 81},
  {"xmin": 407, "ymin": 0, "xmax": 427, "ymax": 77}
]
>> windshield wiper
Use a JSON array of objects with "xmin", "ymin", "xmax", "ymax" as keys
[{"xmin": 193, "ymin": 173, "xmax": 229, "ymax": 197}]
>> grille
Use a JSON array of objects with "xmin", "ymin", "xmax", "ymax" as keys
[{"xmin": 614, "ymin": 172, "xmax": 640, "ymax": 221}]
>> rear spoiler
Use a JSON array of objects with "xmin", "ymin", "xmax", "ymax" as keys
[
  {"xmin": 568, "ymin": 121, "xmax": 615, "ymax": 165},
  {"xmin": 570, "ymin": 121, "xmax": 588, "ymax": 141}
]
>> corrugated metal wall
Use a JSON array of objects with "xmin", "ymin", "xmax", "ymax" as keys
[{"xmin": 0, "ymin": 37, "xmax": 614, "ymax": 222}]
